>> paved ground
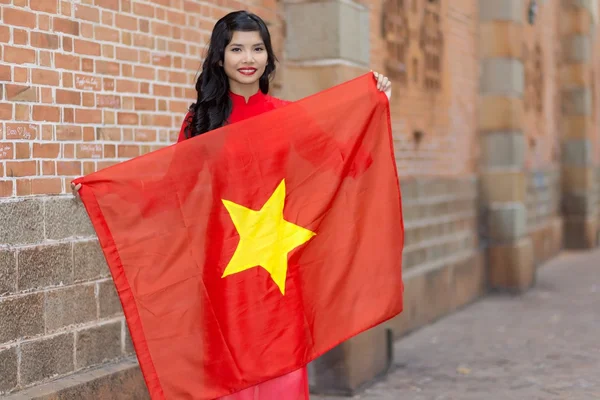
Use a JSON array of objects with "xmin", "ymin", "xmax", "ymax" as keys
[{"xmin": 315, "ymin": 249, "xmax": 600, "ymax": 400}]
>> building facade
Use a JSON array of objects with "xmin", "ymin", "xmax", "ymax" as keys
[{"xmin": 0, "ymin": 0, "xmax": 599, "ymax": 397}]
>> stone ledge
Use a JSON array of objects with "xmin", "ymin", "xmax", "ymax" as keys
[
  {"xmin": 388, "ymin": 251, "xmax": 485, "ymax": 339},
  {"xmin": 2, "ymin": 358, "xmax": 148, "ymax": 400}
]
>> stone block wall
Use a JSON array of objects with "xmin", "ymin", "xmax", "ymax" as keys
[
  {"xmin": 526, "ymin": 169, "xmax": 562, "ymax": 265},
  {"xmin": 388, "ymin": 177, "xmax": 484, "ymax": 338},
  {"xmin": 0, "ymin": 197, "xmax": 134, "ymax": 394}
]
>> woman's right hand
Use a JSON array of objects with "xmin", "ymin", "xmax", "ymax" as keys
[{"xmin": 71, "ymin": 182, "xmax": 82, "ymax": 200}]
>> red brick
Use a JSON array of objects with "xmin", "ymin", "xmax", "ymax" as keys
[
  {"xmin": 76, "ymin": 143, "xmax": 102, "ymax": 158},
  {"xmin": 75, "ymin": 109, "xmax": 102, "ymax": 124},
  {"xmin": 82, "ymin": 92, "xmax": 95, "ymax": 107},
  {"xmin": 134, "ymin": 97, "xmax": 155, "ymax": 111},
  {"xmin": 13, "ymin": 67, "xmax": 28, "ymax": 83},
  {"xmin": 15, "ymin": 142, "xmax": 30, "ymax": 159},
  {"xmin": 117, "ymin": 145, "xmax": 140, "ymax": 158},
  {"xmin": 0, "ymin": 65, "xmax": 10, "ymax": 81},
  {"xmin": 62, "ymin": 107, "xmax": 74, "ymax": 123},
  {"xmin": 0, "ymin": 103, "xmax": 12, "ymax": 120},
  {"xmin": 96, "ymin": 0, "xmax": 119, "ymax": 10},
  {"xmin": 33, "ymin": 143, "xmax": 60, "ymax": 158},
  {"xmin": 133, "ymin": 33, "xmax": 154, "ymax": 49},
  {"xmin": 32, "ymin": 69, "xmax": 60, "ymax": 86},
  {"xmin": 63, "ymin": 143, "xmax": 74, "ymax": 158},
  {"xmin": 56, "ymin": 125, "xmax": 82, "ymax": 140},
  {"xmin": 139, "ymin": 19, "xmax": 149, "ymax": 33},
  {"xmin": 14, "ymin": 29, "xmax": 28, "ymax": 45},
  {"xmin": 153, "ymin": 115, "xmax": 172, "ymax": 127},
  {"xmin": 74, "ymin": 74, "xmax": 101, "ymax": 91},
  {"xmin": 31, "ymin": 0, "xmax": 58, "ymax": 12},
  {"xmin": 40, "ymin": 87, "xmax": 52, "ymax": 103},
  {"xmin": 75, "ymin": 4, "xmax": 100, "ymax": 22},
  {"xmin": 151, "ymin": 54, "xmax": 172, "ymax": 67},
  {"xmin": 3, "ymin": 8, "xmax": 36, "ymax": 28},
  {"xmin": 0, "ymin": 143, "xmax": 14, "ymax": 159},
  {"xmin": 83, "ymin": 126, "xmax": 95, "ymax": 141},
  {"xmin": 103, "ymin": 144, "xmax": 115, "ymax": 158},
  {"xmin": 103, "ymin": 78, "xmax": 115, "ymax": 91},
  {"xmin": 133, "ymin": 2, "xmax": 154, "ymax": 17},
  {"xmin": 42, "ymin": 125, "xmax": 53, "ymax": 140},
  {"xmin": 96, "ymin": 127, "xmax": 121, "ymax": 141},
  {"xmin": 182, "ymin": 0, "xmax": 202, "ymax": 12},
  {"xmin": 95, "ymin": 26, "xmax": 120, "ymax": 42},
  {"xmin": 32, "ymin": 178, "xmax": 62, "ymax": 194},
  {"xmin": 60, "ymin": 0, "xmax": 71, "ymax": 17},
  {"xmin": 81, "ymin": 22, "xmax": 94, "ymax": 38},
  {"xmin": 102, "ymin": 44, "xmax": 114, "ymax": 58},
  {"xmin": 83, "ymin": 162, "xmax": 95, "ymax": 175},
  {"xmin": 4, "ymin": 46, "xmax": 35, "ymax": 64},
  {"xmin": 6, "ymin": 85, "xmax": 37, "ymax": 102},
  {"xmin": 33, "ymin": 105, "xmax": 60, "ymax": 122},
  {"xmin": 116, "ymin": 79, "xmax": 138, "ymax": 93},
  {"xmin": 6, "ymin": 161, "xmax": 37, "ymax": 177},
  {"xmin": 63, "ymin": 36, "xmax": 73, "ymax": 52},
  {"xmin": 53, "ymin": 17, "xmax": 79, "ymax": 35},
  {"xmin": 38, "ymin": 14, "xmax": 50, "ymax": 30},
  {"xmin": 16, "ymin": 179, "xmax": 31, "ymax": 196},
  {"xmin": 74, "ymin": 39, "xmax": 101, "ymax": 56},
  {"xmin": 115, "ymin": 14, "xmax": 138, "ymax": 30},
  {"xmin": 57, "ymin": 161, "xmax": 81, "ymax": 176},
  {"xmin": 31, "ymin": 32, "xmax": 60, "ymax": 49},
  {"xmin": 55, "ymin": 53, "xmax": 80, "ymax": 71},
  {"xmin": 116, "ymin": 47, "xmax": 139, "ymax": 62},
  {"xmin": 169, "ymin": 71, "xmax": 187, "ymax": 84},
  {"xmin": 41, "ymin": 160, "xmax": 55, "ymax": 175},
  {"xmin": 167, "ymin": 10, "xmax": 186, "ymax": 25},
  {"xmin": 82, "ymin": 58, "xmax": 94, "ymax": 73},
  {"xmin": 0, "ymin": 26, "xmax": 9, "ymax": 43},
  {"xmin": 117, "ymin": 112, "xmax": 138, "ymax": 125},
  {"xmin": 0, "ymin": 181, "xmax": 13, "ymax": 197},
  {"xmin": 96, "ymin": 61, "xmax": 120, "ymax": 76},
  {"xmin": 96, "ymin": 94, "xmax": 121, "ymax": 108},
  {"xmin": 5, "ymin": 124, "xmax": 38, "ymax": 140},
  {"xmin": 134, "ymin": 129, "xmax": 157, "ymax": 142},
  {"xmin": 15, "ymin": 104, "xmax": 30, "ymax": 120},
  {"xmin": 39, "ymin": 51, "xmax": 52, "ymax": 68},
  {"xmin": 134, "ymin": 66, "xmax": 155, "ymax": 80},
  {"xmin": 56, "ymin": 89, "xmax": 81, "ymax": 105}
]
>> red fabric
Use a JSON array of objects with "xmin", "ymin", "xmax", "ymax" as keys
[
  {"xmin": 73, "ymin": 73, "xmax": 404, "ymax": 400},
  {"xmin": 181, "ymin": 88, "xmax": 308, "ymax": 400}
]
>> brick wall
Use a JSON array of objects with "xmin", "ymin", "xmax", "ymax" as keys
[{"xmin": 0, "ymin": 0, "xmax": 284, "ymax": 395}]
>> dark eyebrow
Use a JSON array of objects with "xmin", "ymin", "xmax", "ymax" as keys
[{"xmin": 229, "ymin": 43, "xmax": 265, "ymax": 47}]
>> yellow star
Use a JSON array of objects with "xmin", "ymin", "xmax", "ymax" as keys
[{"xmin": 221, "ymin": 179, "xmax": 315, "ymax": 295}]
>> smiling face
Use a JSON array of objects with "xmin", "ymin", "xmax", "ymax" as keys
[{"xmin": 223, "ymin": 30, "xmax": 269, "ymax": 94}]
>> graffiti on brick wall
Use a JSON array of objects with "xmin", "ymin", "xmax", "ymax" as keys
[
  {"xmin": 381, "ymin": 0, "xmax": 444, "ymax": 91},
  {"xmin": 381, "ymin": 0, "xmax": 410, "ymax": 85},
  {"xmin": 523, "ymin": 42, "xmax": 544, "ymax": 115},
  {"xmin": 420, "ymin": 0, "xmax": 443, "ymax": 91}
]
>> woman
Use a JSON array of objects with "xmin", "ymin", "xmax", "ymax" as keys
[{"xmin": 72, "ymin": 10, "xmax": 392, "ymax": 399}]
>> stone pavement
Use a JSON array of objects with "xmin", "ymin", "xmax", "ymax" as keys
[{"xmin": 314, "ymin": 249, "xmax": 600, "ymax": 400}]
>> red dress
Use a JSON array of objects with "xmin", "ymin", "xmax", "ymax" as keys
[{"xmin": 177, "ymin": 91, "xmax": 310, "ymax": 400}]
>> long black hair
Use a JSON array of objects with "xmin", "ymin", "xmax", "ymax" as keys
[{"xmin": 184, "ymin": 11, "xmax": 277, "ymax": 138}]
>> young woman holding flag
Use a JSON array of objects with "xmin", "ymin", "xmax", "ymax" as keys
[{"xmin": 72, "ymin": 10, "xmax": 392, "ymax": 399}]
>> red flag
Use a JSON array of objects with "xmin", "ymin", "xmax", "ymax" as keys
[{"xmin": 73, "ymin": 73, "xmax": 404, "ymax": 399}]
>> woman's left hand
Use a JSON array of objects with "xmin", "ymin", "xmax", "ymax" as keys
[{"xmin": 373, "ymin": 71, "xmax": 392, "ymax": 101}]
